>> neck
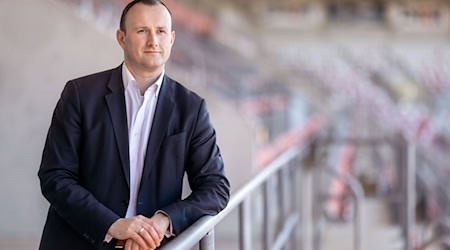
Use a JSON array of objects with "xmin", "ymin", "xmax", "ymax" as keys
[{"xmin": 125, "ymin": 63, "xmax": 163, "ymax": 95}]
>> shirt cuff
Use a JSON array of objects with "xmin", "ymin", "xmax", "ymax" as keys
[
  {"xmin": 104, "ymin": 233, "xmax": 113, "ymax": 243},
  {"xmin": 155, "ymin": 210, "xmax": 175, "ymax": 238}
]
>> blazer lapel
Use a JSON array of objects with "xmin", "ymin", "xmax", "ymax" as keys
[
  {"xmin": 141, "ymin": 76, "xmax": 174, "ymax": 182},
  {"xmin": 105, "ymin": 65, "xmax": 130, "ymax": 187}
]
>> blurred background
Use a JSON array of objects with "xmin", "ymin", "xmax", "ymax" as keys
[{"xmin": 1, "ymin": 0, "xmax": 450, "ymax": 249}]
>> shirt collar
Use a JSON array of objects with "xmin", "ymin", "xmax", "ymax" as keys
[{"xmin": 122, "ymin": 63, "xmax": 164, "ymax": 97}]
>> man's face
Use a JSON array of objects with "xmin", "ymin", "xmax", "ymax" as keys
[{"xmin": 117, "ymin": 3, "xmax": 175, "ymax": 76}]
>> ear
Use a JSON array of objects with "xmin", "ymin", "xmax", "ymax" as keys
[
  {"xmin": 170, "ymin": 31, "xmax": 176, "ymax": 46},
  {"xmin": 116, "ymin": 29, "xmax": 126, "ymax": 48}
]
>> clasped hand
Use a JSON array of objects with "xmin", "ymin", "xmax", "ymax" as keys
[{"xmin": 108, "ymin": 213, "xmax": 170, "ymax": 250}]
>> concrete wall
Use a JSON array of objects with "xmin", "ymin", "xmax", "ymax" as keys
[{"xmin": 0, "ymin": 0, "xmax": 122, "ymax": 241}]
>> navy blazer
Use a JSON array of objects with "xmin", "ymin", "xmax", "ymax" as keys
[{"xmin": 38, "ymin": 65, "xmax": 230, "ymax": 249}]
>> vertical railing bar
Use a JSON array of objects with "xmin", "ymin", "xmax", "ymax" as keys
[
  {"xmin": 290, "ymin": 159, "xmax": 297, "ymax": 250},
  {"xmin": 396, "ymin": 135, "xmax": 408, "ymax": 249},
  {"xmin": 264, "ymin": 177, "xmax": 274, "ymax": 250},
  {"xmin": 310, "ymin": 161, "xmax": 320, "ymax": 250},
  {"xmin": 199, "ymin": 228, "xmax": 215, "ymax": 250},
  {"xmin": 354, "ymin": 196, "xmax": 361, "ymax": 250},
  {"xmin": 239, "ymin": 197, "xmax": 252, "ymax": 250},
  {"xmin": 406, "ymin": 139, "xmax": 416, "ymax": 250},
  {"xmin": 280, "ymin": 164, "xmax": 291, "ymax": 249},
  {"xmin": 292, "ymin": 155, "xmax": 301, "ymax": 250},
  {"xmin": 313, "ymin": 143, "xmax": 326, "ymax": 250}
]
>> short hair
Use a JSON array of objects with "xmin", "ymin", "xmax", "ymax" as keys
[{"xmin": 119, "ymin": 0, "xmax": 173, "ymax": 32}]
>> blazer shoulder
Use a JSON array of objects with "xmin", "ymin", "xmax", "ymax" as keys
[{"xmin": 68, "ymin": 66, "xmax": 120, "ymax": 90}]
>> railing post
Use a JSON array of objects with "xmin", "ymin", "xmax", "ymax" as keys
[
  {"xmin": 264, "ymin": 177, "xmax": 274, "ymax": 250},
  {"xmin": 397, "ymin": 135, "xmax": 416, "ymax": 250},
  {"xmin": 280, "ymin": 166, "xmax": 291, "ymax": 215},
  {"xmin": 280, "ymin": 165, "xmax": 291, "ymax": 249},
  {"xmin": 405, "ymin": 139, "xmax": 416, "ymax": 250},
  {"xmin": 354, "ymin": 190, "xmax": 362, "ymax": 250},
  {"xmin": 199, "ymin": 228, "xmax": 215, "ymax": 250},
  {"xmin": 291, "ymin": 156, "xmax": 302, "ymax": 250},
  {"xmin": 239, "ymin": 197, "xmax": 252, "ymax": 250}
]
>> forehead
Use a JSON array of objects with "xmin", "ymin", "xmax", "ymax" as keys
[{"xmin": 125, "ymin": 3, "xmax": 172, "ymax": 28}]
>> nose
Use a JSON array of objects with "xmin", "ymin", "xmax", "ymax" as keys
[{"xmin": 147, "ymin": 32, "xmax": 158, "ymax": 47}]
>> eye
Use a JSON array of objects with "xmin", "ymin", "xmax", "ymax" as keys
[
  {"xmin": 137, "ymin": 29, "xmax": 147, "ymax": 34},
  {"xmin": 158, "ymin": 29, "xmax": 166, "ymax": 34}
]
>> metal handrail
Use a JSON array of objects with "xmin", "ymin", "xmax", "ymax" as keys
[{"xmin": 161, "ymin": 145, "xmax": 308, "ymax": 249}]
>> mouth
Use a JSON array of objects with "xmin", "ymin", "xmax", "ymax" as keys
[{"xmin": 143, "ymin": 51, "xmax": 161, "ymax": 54}]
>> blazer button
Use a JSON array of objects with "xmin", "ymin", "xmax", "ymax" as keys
[{"xmin": 121, "ymin": 200, "xmax": 129, "ymax": 206}]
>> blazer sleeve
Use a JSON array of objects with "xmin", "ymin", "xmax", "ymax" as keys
[
  {"xmin": 161, "ymin": 99, "xmax": 230, "ymax": 235},
  {"xmin": 38, "ymin": 81, "xmax": 119, "ymax": 247}
]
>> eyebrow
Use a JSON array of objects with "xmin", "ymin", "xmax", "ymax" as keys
[{"xmin": 134, "ymin": 25, "xmax": 169, "ymax": 30}]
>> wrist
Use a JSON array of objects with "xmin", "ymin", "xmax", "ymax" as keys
[
  {"xmin": 107, "ymin": 218, "xmax": 123, "ymax": 238},
  {"xmin": 155, "ymin": 212, "xmax": 170, "ymax": 228}
]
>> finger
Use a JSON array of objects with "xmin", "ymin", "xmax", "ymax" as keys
[
  {"xmin": 143, "ymin": 218, "xmax": 164, "ymax": 240},
  {"xmin": 124, "ymin": 239, "xmax": 133, "ymax": 250},
  {"xmin": 141, "ymin": 220, "xmax": 161, "ymax": 246},
  {"xmin": 157, "ymin": 228, "xmax": 164, "ymax": 241},
  {"xmin": 150, "ymin": 222, "xmax": 164, "ymax": 241},
  {"xmin": 131, "ymin": 240, "xmax": 140, "ymax": 250},
  {"xmin": 146, "ymin": 225, "xmax": 162, "ymax": 247},
  {"xmin": 139, "ymin": 228, "xmax": 157, "ymax": 249},
  {"xmin": 130, "ymin": 231, "xmax": 149, "ymax": 250}
]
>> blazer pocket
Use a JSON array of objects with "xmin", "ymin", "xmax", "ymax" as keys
[{"xmin": 163, "ymin": 131, "xmax": 187, "ymax": 145}]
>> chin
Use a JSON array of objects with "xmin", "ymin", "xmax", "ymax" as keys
[{"xmin": 143, "ymin": 64, "xmax": 163, "ymax": 72}]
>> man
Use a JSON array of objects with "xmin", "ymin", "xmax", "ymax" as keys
[{"xmin": 38, "ymin": 0, "xmax": 230, "ymax": 249}]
